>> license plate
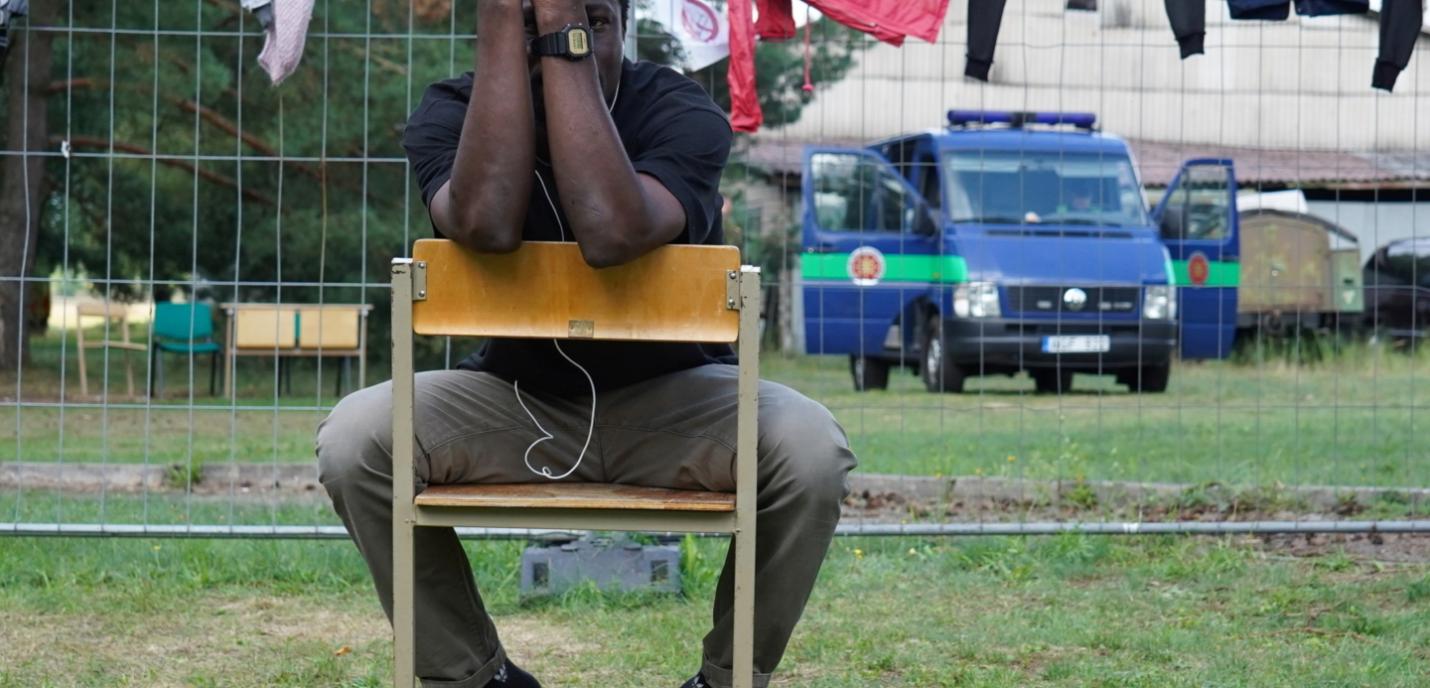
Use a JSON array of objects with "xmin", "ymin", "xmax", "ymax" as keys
[{"xmin": 1042, "ymin": 335, "xmax": 1110, "ymax": 354}]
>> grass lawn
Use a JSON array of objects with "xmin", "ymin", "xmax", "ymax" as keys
[
  {"xmin": 1, "ymin": 533, "xmax": 1428, "ymax": 687},
  {"xmin": 5, "ymin": 331, "xmax": 1427, "ymax": 488}
]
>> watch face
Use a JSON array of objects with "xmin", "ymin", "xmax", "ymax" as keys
[{"xmin": 567, "ymin": 27, "xmax": 591, "ymax": 56}]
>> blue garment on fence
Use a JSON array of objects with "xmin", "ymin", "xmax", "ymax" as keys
[{"xmin": 1229, "ymin": 0, "xmax": 1368, "ymax": 20}]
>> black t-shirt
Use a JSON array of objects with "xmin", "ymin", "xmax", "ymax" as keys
[{"xmin": 402, "ymin": 59, "xmax": 735, "ymax": 396}]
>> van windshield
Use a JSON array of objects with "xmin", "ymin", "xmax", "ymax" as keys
[{"xmin": 944, "ymin": 151, "xmax": 1150, "ymax": 229}]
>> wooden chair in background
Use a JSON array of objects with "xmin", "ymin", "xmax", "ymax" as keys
[
  {"xmin": 73, "ymin": 301, "xmax": 146, "ymax": 398},
  {"xmin": 389, "ymin": 240, "xmax": 761, "ymax": 688}
]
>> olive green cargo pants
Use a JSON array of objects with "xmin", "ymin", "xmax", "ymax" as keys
[{"xmin": 316, "ymin": 364, "xmax": 856, "ymax": 688}]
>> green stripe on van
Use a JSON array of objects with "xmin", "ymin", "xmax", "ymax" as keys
[
  {"xmin": 1170, "ymin": 259, "xmax": 1241, "ymax": 288},
  {"xmin": 801, "ymin": 253, "xmax": 969, "ymax": 283}
]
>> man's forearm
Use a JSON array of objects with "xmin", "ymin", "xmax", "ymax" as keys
[
  {"xmin": 535, "ymin": 2, "xmax": 680, "ymax": 267},
  {"xmin": 437, "ymin": 0, "xmax": 534, "ymax": 251}
]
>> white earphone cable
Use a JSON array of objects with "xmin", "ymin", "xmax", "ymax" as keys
[
  {"xmin": 517, "ymin": 171, "xmax": 597, "ymax": 480},
  {"xmin": 515, "ymin": 79, "xmax": 617, "ymax": 480}
]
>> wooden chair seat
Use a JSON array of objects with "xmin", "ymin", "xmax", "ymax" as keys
[{"xmin": 415, "ymin": 483, "xmax": 735, "ymax": 512}]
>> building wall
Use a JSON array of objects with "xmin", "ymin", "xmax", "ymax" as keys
[{"xmin": 772, "ymin": 0, "xmax": 1430, "ymax": 150}]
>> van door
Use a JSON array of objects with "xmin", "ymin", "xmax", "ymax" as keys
[
  {"xmin": 1152, "ymin": 159, "xmax": 1240, "ymax": 360},
  {"xmin": 801, "ymin": 147, "xmax": 940, "ymax": 362}
]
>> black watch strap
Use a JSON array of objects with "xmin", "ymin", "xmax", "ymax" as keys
[{"xmin": 531, "ymin": 24, "xmax": 592, "ymax": 61}]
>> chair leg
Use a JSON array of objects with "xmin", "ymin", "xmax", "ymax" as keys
[
  {"xmin": 335, "ymin": 357, "xmax": 348, "ymax": 398},
  {"xmin": 124, "ymin": 348, "xmax": 136, "ymax": 399},
  {"xmin": 209, "ymin": 351, "xmax": 218, "ymax": 396},
  {"xmin": 155, "ymin": 350, "xmax": 165, "ymax": 398},
  {"xmin": 732, "ymin": 530, "xmax": 756, "ymax": 688},
  {"xmin": 393, "ymin": 521, "xmax": 417, "ymax": 687}
]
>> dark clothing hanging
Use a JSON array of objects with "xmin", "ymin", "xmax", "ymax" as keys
[
  {"xmin": 1227, "ymin": 0, "xmax": 1367, "ymax": 21},
  {"xmin": 965, "ymin": 0, "xmax": 1008, "ymax": 81},
  {"xmin": 1373, "ymin": 0, "xmax": 1423, "ymax": 92},
  {"xmin": 1164, "ymin": 0, "xmax": 1206, "ymax": 58}
]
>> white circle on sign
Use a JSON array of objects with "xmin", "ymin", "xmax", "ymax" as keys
[{"xmin": 847, "ymin": 246, "xmax": 886, "ymax": 287}]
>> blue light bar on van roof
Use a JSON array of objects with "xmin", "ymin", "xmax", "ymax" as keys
[{"xmin": 947, "ymin": 110, "xmax": 1098, "ymax": 130}]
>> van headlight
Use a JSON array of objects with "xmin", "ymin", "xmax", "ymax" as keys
[
  {"xmin": 1143, "ymin": 285, "xmax": 1177, "ymax": 320},
  {"xmin": 954, "ymin": 282, "xmax": 1002, "ymax": 318}
]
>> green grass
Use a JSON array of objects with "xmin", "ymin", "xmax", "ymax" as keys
[
  {"xmin": 4, "ymin": 331, "xmax": 1428, "ymax": 487},
  {"xmin": 1, "ymin": 534, "xmax": 1427, "ymax": 686},
  {"xmin": 0, "ymin": 492, "xmax": 341, "ymax": 530}
]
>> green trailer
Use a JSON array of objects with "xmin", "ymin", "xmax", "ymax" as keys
[{"xmin": 1234, "ymin": 208, "xmax": 1364, "ymax": 336}]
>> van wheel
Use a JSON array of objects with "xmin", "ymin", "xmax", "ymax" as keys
[
  {"xmin": 850, "ymin": 355, "xmax": 890, "ymax": 391},
  {"xmin": 1032, "ymin": 369, "xmax": 1074, "ymax": 394},
  {"xmin": 921, "ymin": 318, "xmax": 966, "ymax": 393},
  {"xmin": 1121, "ymin": 363, "xmax": 1171, "ymax": 393}
]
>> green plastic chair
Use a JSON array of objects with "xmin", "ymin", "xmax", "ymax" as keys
[{"xmin": 149, "ymin": 302, "xmax": 221, "ymax": 396}]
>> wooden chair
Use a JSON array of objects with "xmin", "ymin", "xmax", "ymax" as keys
[
  {"xmin": 73, "ymin": 301, "xmax": 146, "ymax": 398},
  {"xmin": 390, "ymin": 240, "xmax": 761, "ymax": 688}
]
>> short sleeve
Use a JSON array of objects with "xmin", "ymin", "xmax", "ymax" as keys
[
  {"xmin": 630, "ymin": 106, "xmax": 733, "ymax": 245},
  {"xmin": 402, "ymin": 80, "xmax": 468, "ymax": 215}
]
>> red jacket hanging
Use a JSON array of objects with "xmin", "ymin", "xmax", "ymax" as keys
[
  {"xmin": 727, "ymin": 0, "xmax": 951, "ymax": 132},
  {"xmin": 809, "ymin": 0, "xmax": 949, "ymax": 46},
  {"xmin": 755, "ymin": 0, "xmax": 797, "ymax": 41},
  {"xmin": 728, "ymin": 0, "xmax": 764, "ymax": 132}
]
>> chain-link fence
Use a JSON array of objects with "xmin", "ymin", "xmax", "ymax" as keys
[{"xmin": 1, "ymin": 0, "xmax": 1427, "ymax": 540}]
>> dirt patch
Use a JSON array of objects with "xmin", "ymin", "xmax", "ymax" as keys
[
  {"xmin": 0, "ymin": 594, "xmax": 387, "ymax": 687},
  {"xmin": 840, "ymin": 490, "xmax": 1430, "ymax": 563},
  {"xmin": 0, "ymin": 592, "xmax": 586, "ymax": 687},
  {"xmin": 1252, "ymin": 532, "xmax": 1430, "ymax": 564}
]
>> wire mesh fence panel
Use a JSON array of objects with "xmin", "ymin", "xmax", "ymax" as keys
[{"xmin": 1, "ymin": 0, "xmax": 1427, "ymax": 540}]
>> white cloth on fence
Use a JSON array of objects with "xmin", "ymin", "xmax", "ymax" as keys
[{"xmin": 255, "ymin": 0, "xmax": 315, "ymax": 85}]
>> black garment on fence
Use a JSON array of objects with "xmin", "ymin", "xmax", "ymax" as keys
[
  {"xmin": 1165, "ymin": 0, "xmax": 1206, "ymax": 59},
  {"xmin": 1373, "ymin": 0, "xmax": 1423, "ymax": 92},
  {"xmin": 965, "ymin": 0, "xmax": 1008, "ymax": 81},
  {"xmin": 1228, "ymin": 0, "xmax": 1368, "ymax": 20}
]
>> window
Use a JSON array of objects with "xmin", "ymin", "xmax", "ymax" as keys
[
  {"xmin": 1384, "ymin": 239, "xmax": 1430, "ymax": 288},
  {"xmin": 1158, "ymin": 164, "xmax": 1232, "ymax": 241},
  {"xmin": 944, "ymin": 150, "xmax": 1150, "ymax": 229},
  {"xmin": 917, "ymin": 155, "xmax": 942, "ymax": 210},
  {"xmin": 811, "ymin": 152, "xmax": 930, "ymax": 234}
]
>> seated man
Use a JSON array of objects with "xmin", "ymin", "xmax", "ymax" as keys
[{"xmin": 315, "ymin": 1, "xmax": 857, "ymax": 686}]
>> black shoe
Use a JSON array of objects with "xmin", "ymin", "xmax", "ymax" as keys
[
  {"xmin": 679, "ymin": 674, "xmax": 708, "ymax": 688},
  {"xmin": 488, "ymin": 659, "xmax": 541, "ymax": 687}
]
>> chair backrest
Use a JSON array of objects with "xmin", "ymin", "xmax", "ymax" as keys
[
  {"xmin": 410, "ymin": 240, "xmax": 741, "ymax": 343},
  {"xmin": 297, "ymin": 306, "xmax": 361, "ymax": 350},
  {"xmin": 152, "ymin": 302, "xmax": 214, "ymax": 341},
  {"xmin": 76, "ymin": 301, "xmax": 126, "ymax": 320},
  {"xmin": 234, "ymin": 307, "xmax": 297, "ymax": 349}
]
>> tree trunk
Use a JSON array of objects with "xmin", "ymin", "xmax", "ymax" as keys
[{"xmin": 0, "ymin": 2, "xmax": 58, "ymax": 370}]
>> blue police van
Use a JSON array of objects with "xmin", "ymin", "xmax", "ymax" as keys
[{"xmin": 798, "ymin": 110, "xmax": 1238, "ymax": 393}]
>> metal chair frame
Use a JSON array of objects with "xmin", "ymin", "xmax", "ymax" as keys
[{"xmin": 389, "ymin": 241, "xmax": 760, "ymax": 688}]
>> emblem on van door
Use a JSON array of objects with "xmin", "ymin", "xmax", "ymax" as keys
[
  {"xmin": 1187, "ymin": 251, "xmax": 1211, "ymax": 287},
  {"xmin": 847, "ymin": 246, "xmax": 887, "ymax": 287},
  {"xmin": 1063, "ymin": 288, "xmax": 1088, "ymax": 311}
]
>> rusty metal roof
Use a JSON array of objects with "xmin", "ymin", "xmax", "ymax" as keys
[{"xmin": 1129, "ymin": 140, "xmax": 1430, "ymax": 189}]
